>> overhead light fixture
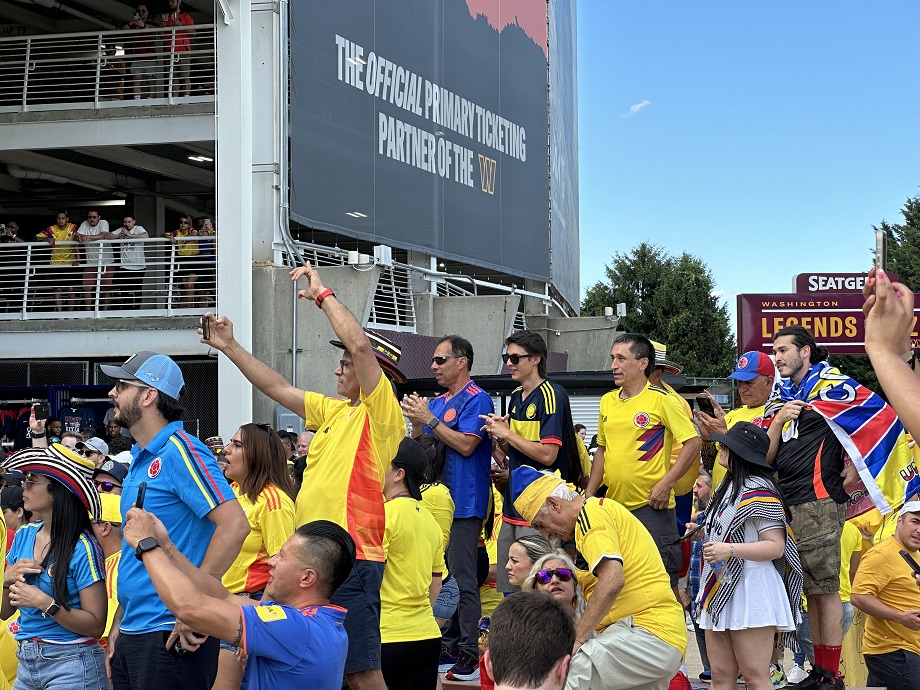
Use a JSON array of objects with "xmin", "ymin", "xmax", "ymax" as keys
[
  {"xmin": 345, "ymin": 211, "xmax": 367, "ymax": 218},
  {"xmin": 187, "ymin": 155, "xmax": 214, "ymax": 162}
]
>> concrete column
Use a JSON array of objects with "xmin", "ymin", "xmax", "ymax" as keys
[{"xmin": 216, "ymin": 0, "xmax": 254, "ymax": 436}]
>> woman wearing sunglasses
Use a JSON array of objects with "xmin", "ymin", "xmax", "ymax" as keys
[
  {"xmin": 523, "ymin": 552, "xmax": 588, "ymax": 621},
  {"xmin": 692, "ymin": 423, "xmax": 802, "ymax": 690},
  {"xmin": 215, "ymin": 423, "xmax": 296, "ymax": 690},
  {"xmin": 0, "ymin": 445, "xmax": 107, "ymax": 690}
]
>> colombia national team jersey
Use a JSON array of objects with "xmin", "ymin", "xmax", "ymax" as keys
[
  {"xmin": 296, "ymin": 374, "xmax": 405, "ymax": 562},
  {"xmin": 503, "ymin": 380, "xmax": 573, "ymax": 521},
  {"xmin": 597, "ymin": 382, "xmax": 698, "ymax": 510}
]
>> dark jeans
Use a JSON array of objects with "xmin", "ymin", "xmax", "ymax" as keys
[
  {"xmin": 112, "ymin": 630, "xmax": 219, "ymax": 690},
  {"xmin": 865, "ymin": 649, "xmax": 920, "ymax": 690},
  {"xmin": 442, "ymin": 516, "xmax": 483, "ymax": 658},
  {"xmin": 329, "ymin": 558, "xmax": 385, "ymax": 675}
]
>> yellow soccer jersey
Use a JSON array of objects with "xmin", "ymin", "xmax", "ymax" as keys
[
  {"xmin": 480, "ymin": 533, "xmax": 502, "ymax": 618},
  {"xmin": 661, "ymin": 382, "xmax": 700, "ymax": 496},
  {"xmin": 712, "ymin": 405, "xmax": 766, "ymax": 487},
  {"xmin": 574, "ymin": 498, "xmax": 687, "ymax": 654},
  {"xmin": 103, "ymin": 551, "xmax": 120, "ymax": 641},
  {"xmin": 223, "ymin": 483, "xmax": 295, "ymax": 594},
  {"xmin": 295, "ymin": 374, "xmax": 405, "ymax": 562},
  {"xmin": 838, "ymin": 520, "xmax": 862, "ymax": 603},
  {"xmin": 597, "ymin": 382, "xmax": 698, "ymax": 510},
  {"xmin": 380, "ymin": 497, "xmax": 445, "ymax": 644},
  {"xmin": 420, "ymin": 482, "xmax": 454, "ymax": 553}
]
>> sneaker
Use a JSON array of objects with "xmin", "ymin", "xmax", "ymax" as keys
[
  {"xmin": 437, "ymin": 646, "xmax": 458, "ymax": 674},
  {"xmin": 668, "ymin": 671, "xmax": 692, "ymax": 690},
  {"xmin": 787, "ymin": 665, "xmax": 809, "ymax": 685},
  {"xmin": 698, "ymin": 670, "xmax": 712, "ymax": 683},
  {"xmin": 771, "ymin": 663, "xmax": 787, "ymax": 688},
  {"xmin": 446, "ymin": 651, "xmax": 480, "ymax": 681},
  {"xmin": 786, "ymin": 665, "xmax": 825, "ymax": 690},
  {"xmin": 815, "ymin": 669, "xmax": 845, "ymax": 690}
]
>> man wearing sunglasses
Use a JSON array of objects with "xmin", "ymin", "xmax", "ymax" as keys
[
  {"xmin": 93, "ymin": 458, "xmax": 128, "ymax": 496},
  {"xmin": 400, "ymin": 334, "xmax": 494, "ymax": 682},
  {"xmin": 199, "ymin": 262, "xmax": 406, "ymax": 690},
  {"xmin": 481, "ymin": 330, "xmax": 584, "ymax": 597}
]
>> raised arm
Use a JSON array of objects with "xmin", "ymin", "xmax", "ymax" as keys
[
  {"xmin": 290, "ymin": 262, "xmax": 382, "ymax": 396},
  {"xmin": 201, "ymin": 312, "xmax": 307, "ymax": 414}
]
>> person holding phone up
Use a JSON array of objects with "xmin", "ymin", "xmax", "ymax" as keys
[
  {"xmin": 694, "ymin": 351, "xmax": 775, "ymax": 488},
  {"xmin": 851, "ymin": 501, "xmax": 920, "ymax": 690}
]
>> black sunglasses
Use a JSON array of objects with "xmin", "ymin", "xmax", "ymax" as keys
[
  {"xmin": 94, "ymin": 480, "xmax": 122, "ymax": 493},
  {"xmin": 254, "ymin": 423, "xmax": 274, "ymax": 433},
  {"xmin": 431, "ymin": 355, "xmax": 459, "ymax": 365},
  {"xmin": 501, "ymin": 353, "xmax": 533, "ymax": 365},
  {"xmin": 535, "ymin": 567, "xmax": 574, "ymax": 585}
]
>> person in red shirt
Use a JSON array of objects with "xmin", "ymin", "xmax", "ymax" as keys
[{"xmin": 160, "ymin": 0, "xmax": 194, "ymax": 97}]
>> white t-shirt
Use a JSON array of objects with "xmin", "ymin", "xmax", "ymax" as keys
[
  {"xmin": 77, "ymin": 219, "xmax": 113, "ymax": 266},
  {"xmin": 117, "ymin": 225, "xmax": 148, "ymax": 270}
]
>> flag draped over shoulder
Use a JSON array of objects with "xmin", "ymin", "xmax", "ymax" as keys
[{"xmin": 764, "ymin": 361, "xmax": 920, "ymax": 516}]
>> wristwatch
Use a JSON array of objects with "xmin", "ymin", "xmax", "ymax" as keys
[
  {"xmin": 901, "ymin": 350, "xmax": 917, "ymax": 371},
  {"xmin": 43, "ymin": 600, "xmax": 60, "ymax": 618},
  {"xmin": 428, "ymin": 417, "xmax": 440, "ymax": 430},
  {"xmin": 135, "ymin": 536, "xmax": 161, "ymax": 561}
]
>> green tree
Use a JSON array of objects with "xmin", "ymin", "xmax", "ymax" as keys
[{"xmin": 582, "ymin": 244, "xmax": 735, "ymax": 377}]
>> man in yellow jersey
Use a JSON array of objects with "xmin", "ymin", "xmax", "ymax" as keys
[
  {"xmin": 35, "ymin": 210, "xmax": 80, "ymax": 311},
  {"xmin": 695, "ymin": 350, "xmax": 775, "ymax": 488},
  {"xmin": 512, "ymin": 466, "xmax": 687, "ymax": 690},
  {"xmin": 91, "ymin": 493, "xmax": 123, "ymax": 644},
  {"xmin": 851, "ymin": 501, "xmax": 920, "ymax": 690},
  {"xmin": 585, "ymin": 333, "xmax": 701, "ymax": 586},
  {"xmin": 201, "ymin": 261, "xmax": 406, "ymax": 690}
]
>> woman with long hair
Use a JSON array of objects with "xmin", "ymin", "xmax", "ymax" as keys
[
  {"xmin": 693, "ymin": 422, "xmax": 802, "ymax": 690},
  {"xmin": 0, "ymin": 445, "xmax": 107, "ymax": 690},
  {"xmin": 522, "ymin": 551, "xmax": 588, "ymax": 622},
  {"xmin": 215, "ymin": 423, "xmax": 296, "ymax": 690}
]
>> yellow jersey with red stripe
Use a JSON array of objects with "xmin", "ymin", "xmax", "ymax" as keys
[
  {"xmin": 295, "ymin": 374, "xmax": 405, "ymax": 562},
  {"xmin": 36, "ymin": 224, "xmax": 78, "ymax": 265},
  {"xmin": 223, "ymin": 483, "xmax": 295, "ymax": 594},
  {"xmin": 102, "ymin": 551, "xmax": 120, "ymax": 641},
  {"xmin": 574, "ymin": 498, "xmax": 687, "ymax": 653},
  {"xmin": 597, "ymin": 382, "xmax": 699, "ymax": 510}
]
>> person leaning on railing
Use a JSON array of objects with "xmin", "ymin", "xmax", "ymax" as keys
[
  {"xmin": 160, "ymin": 0, "xmax": 195, "ymax": 97},
  {"xmin": 166, "ymin": 217, "xmax": 200, "ymax": 308},
  {"xmin": 34, "ymin": 211, "xmax": 80, "ymax": 312},
  {"xmin": 122, "ymin": 4, "xmax": 159, "ymax": 99}
]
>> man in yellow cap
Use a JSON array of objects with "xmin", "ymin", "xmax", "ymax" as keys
[
  {"xmin": 511, "ymin": 465, "xmax": 686, "ymax": 690},
  {"xmin": 91, "ymin": 493, "xmax": 124, "ymax": 644}
]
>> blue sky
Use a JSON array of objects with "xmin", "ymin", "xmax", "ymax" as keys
[{"xmin": 576, "ymin": 1, "xmax": 920, "ymax": 326}]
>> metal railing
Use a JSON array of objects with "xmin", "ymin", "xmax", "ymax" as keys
[
  {"xmin": 0, "ymin": 237, "xmax": 216, "ymax": 319},
  {"xmin": 0, "ymin": 24, "xmax": 215, "ymax": 112}
]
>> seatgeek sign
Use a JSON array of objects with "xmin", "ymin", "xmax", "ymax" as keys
[{"xmin": 737, "ymin": 290, "xmax": 920, "ymax": 356}]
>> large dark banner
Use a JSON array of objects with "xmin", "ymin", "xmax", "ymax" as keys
[
  {"xmin": 548, "ymin": 0, "xmax": 579, "ymax": 310},
  {"xmin": 290, "ymin": 0, "xmax": 551, "ymax": 282}
]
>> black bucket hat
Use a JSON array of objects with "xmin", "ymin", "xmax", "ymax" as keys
[{"xmin": 710, "ymin": 421, "xmax": 771, "ymax": 470}]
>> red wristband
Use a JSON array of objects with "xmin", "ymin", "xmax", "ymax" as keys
[{"xmin": 315, "ymin": 288, "xmax": 336, "ymax": 308}]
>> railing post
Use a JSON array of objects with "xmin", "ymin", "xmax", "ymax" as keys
[
  {"xmin": 21, "ymin": 244, "xmax": 32, "ymax": 320},
  {"xmin": 21, "ymin": 38, "xmax": 31, "ymax": 111},
  {"xmin": 94, "ymin": 34, "xmax": 103, "ymax": 106},
  {"xmin": 167, "ymin": 26, "xmax": 176, "ymax": 103},
  {"xmin": 93, "ymin": 242, "xmax": 103, "ymax": 316},
  {"xmin": 166, "ymin": 241, "xmax": 176, "ymax": 316}
]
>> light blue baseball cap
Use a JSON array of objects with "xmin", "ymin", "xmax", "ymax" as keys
[{"xmin": 100, "ymin": 351, "xmax": 185, "ymax": 400}]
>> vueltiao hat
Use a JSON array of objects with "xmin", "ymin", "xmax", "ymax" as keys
[
  {"xmin": 4, "ymin": 445, "xmax": 102, "ymax": 522},
  {"xmin": 330, "ymin": 329, "xmax": 406, "ymax": 383},
  {"xmin": 510, "ymin": 466, "xmax": 569, "ymax": 525},
  {"xmin": 651, "ymin": 341, "xmax": 683, "ymax": 375}
]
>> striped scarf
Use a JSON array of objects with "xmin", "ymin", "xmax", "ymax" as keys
[
  {"xmin": 696, "ymin": 476, "xmax": 803, "ymax": 649},
  {"xmin": 765, "ymin": 361, "xmax": 920, "ymax": 515}
]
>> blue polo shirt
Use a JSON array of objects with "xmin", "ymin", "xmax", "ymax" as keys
[
  {"xmin": 426, "ymin": 380, "xmax": 494, "ymax": 519},
  {"xmin": 241, "ymin": 602, "xmax": 347, "ymax": 690},
  {"xmin": 119, "ymin": 421, "xmax": 236, "ymax": 634},
  {"xmin": 7, "ymin": 523, "xmax": 105, "ymax": 641}
]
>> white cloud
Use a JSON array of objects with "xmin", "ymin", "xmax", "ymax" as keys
[{"xmin": 623, "ymin": 99, "xmax": 651, "ymax": 118}]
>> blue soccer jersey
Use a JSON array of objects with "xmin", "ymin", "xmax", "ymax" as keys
[
  {"xmin": 7, "ymin": 523, "xmax": 105, "ymax": 641},
  {"xmin": 241, "ymin": 602, "xmax": 347, "ymax": 690},
  {"xmin": 118, "ymin": 422, "xmax": 236, "ymax": 633},
  {"xmin": 426, "ymin": 380, "xmax": 494, "ymax": 519}
]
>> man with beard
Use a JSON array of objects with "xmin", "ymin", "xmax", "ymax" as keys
[
  {"xmin": 684, "ymin": 471, "xmax": 713, "ymax": 683},
  {"xmin": 101, "ymin": 351, "xmax": 249, "ymax": 690},
  {"xmin": 400, "ymin": 334, "xmax": 494, "ymax": 681}
]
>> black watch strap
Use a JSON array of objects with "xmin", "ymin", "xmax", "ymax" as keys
[
  {"xmin": 135, "ymin": 536, "xmax": 161, "ymax": 561},
  {"xmin": 428, "ymin": 416, "xmax": 440, "ymax": 429}
]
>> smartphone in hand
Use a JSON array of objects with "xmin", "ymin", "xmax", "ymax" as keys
[
  {"xmin": 34, "ymin": 403, "xmax": 50, "ymax": 420},
  {"xmin": 900, "ymin": 549, "xmax": 920, "ymax": 575},
  {"xmin": 696, "ymin": 396, "xmax": 716, "ymax": 417},
  {"xmin": 135, "ymin": 482, "xmax": 148, "ymax": 510},
  {"xmin": 200, "ymin": 314, "xmax": 210, "ymax": 340}
]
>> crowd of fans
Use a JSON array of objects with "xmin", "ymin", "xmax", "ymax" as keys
[
  {"xmin": 0, "ymin": 210, "xmax": 216, "ymax": 312},
  {"xmin": 0, "ymin": 263, "xmax": 918, "ymax": 690}
]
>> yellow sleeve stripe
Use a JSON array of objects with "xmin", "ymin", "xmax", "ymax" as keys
[
  {"xmin": 168, "ymin": 436, "xmax": 218, "ymax": 512},
  {"xmin": 77, "ymin": 534, "xmax": 102, "ymax": 582},
  {"xmin": 539, "ymin": 380, "xmax": 557, "ymax": 414}
]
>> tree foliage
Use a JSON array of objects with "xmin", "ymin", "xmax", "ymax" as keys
[
  {"xmin": 581, "ymin": 243, "xmax": 736, "ymax": 377},
  {"xmin": 831, "ymin": 194, "xmax": 920, "ymax": 395}
]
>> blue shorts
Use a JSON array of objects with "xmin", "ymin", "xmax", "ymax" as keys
[
  {"xmin": 330, "ymin": 559, "xmax": 385, "ymax": 675},
  {"xmin": 16, "ymin": 639, "xmax": 107, "ymax": 690},
  {"xmin": 432, "ymin": 574, "xmax": 459, "ymax": 624}
]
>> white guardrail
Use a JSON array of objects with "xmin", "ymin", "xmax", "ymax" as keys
[
  {"xmin": 0, "ymin": 24, "xmax": 215, "ymax": 112},
  {"xmin": 0, "ymin": 237, "xmax": 215, "ymax": 319}
]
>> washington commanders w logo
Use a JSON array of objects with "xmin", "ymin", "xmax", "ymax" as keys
[{"xmin": 478, "ymin": 154, "xmax": 496, "ymax": 194}]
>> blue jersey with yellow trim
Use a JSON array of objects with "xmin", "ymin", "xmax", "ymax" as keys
[
  {"xmin": 119, "ymin": 421, "xmax": 235, "ymax": 633},
  {"xmin": 7, "ymin": 523, "xmax": 104, "ymax": 642},
  {"xmin": 503, "ymin": 380, "xmax": 575, "ymax": 519}
]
